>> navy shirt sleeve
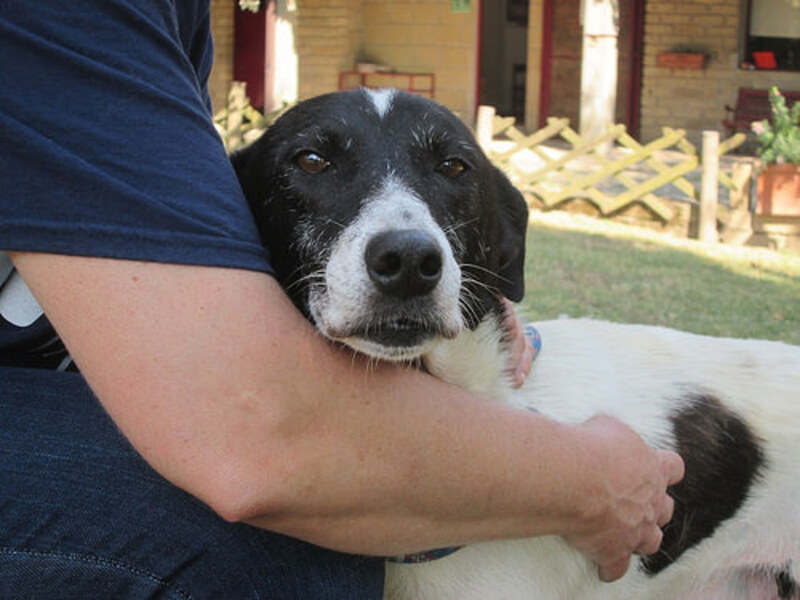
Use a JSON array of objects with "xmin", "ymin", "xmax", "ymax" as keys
[
  {"xmin": 0, "ymin": 1, "xmax": 274, "ymax": 369},
  {"xmin": 0, "ymin": 0, "xmax": 273, "ymax": 273}
]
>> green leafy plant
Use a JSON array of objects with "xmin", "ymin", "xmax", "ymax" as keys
[{"xmin": 751, "ymin": 86, "xmax": 800, "ymax": 165}]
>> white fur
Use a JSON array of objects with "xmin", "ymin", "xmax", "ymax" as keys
[
  {"xmin": 271, "ymin": 90, "xmax": 800, "ymax": 599},
  {"xmin": 305, "ymin": 163, "xmax": 800, "ymax": 599},
  {"xmin": 308, "ymin": 176, "xmax": 462, "ymax": 361},
  {"xmin": 385, "ymin": 318, "xmax": 800, "ymax": 599},
  {"xmin": 365, "ymin": 88, "xmax": 396, "ymax": 119}
]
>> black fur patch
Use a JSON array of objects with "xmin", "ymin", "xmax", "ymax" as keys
[
  {"xmin": 642, "ymin": 393, "xmax": 765, "ymax": 575},
  {"xmin": 777, "ymin": 567, "xmax": 799, "ymax": 599}
]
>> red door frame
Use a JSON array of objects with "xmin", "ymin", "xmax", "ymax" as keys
[
  {"xmin": 538, "ymin": 0, "xmax": 555, "ymax": 128},
  {"xmin": 626, "ymin": 0, "xmax": 645, "ymax": 138},
  {"xmin": 475, "ymin": 0, "xmax": 483, "ymax": 108},
  {"xmin": 233, "ymin": 5, "xmax": 267, "ymax": 110}
]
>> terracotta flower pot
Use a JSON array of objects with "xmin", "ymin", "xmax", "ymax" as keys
[{"xmin": 756, "ymin": 164, "xmax": 800, "ymax": 217}]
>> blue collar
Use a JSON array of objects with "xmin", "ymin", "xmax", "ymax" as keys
[
  {"xmin": 525, "ymin": 323, "xmax": 543, "ymax": 361},
  {"xmin": 388, "ymin": 546, "xmax": 463, "ymax": 563}
]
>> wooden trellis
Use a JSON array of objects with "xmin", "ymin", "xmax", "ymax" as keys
[
  {"xmin": 477, "ymin": 108, "xmax": 747, "ymax": 225},
  {"xmin": 213, "ymin": 82, "xmax": 291, "ymax": 153}
]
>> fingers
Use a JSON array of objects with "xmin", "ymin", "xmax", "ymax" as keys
[
  {"xmin": 635, "ymin": 522, "xmax": 664, "ymax": 556},
  {"xmin": 499, "ymin": 298, "xmax": 536, "ymax": 388},
  {"xmin": 621, "ymin": 454, "xmax": 680, "ymax": 576},
  {"xmin": 657, "ymin": 494, "xmax": 674, "ymax": 528},
  {"xmin": 633, "ymin": 452, "xmax": 680, "ymax": 560},
  {"xmin": 659, "ymin": 449, "xmax": 685, "ymax": 486},
  {"xmin": 599, "ymin": 515, "xmax": 665, "ymax": 582},
  {"xmin": 598, "ymin": 510, "xmax": 666, "ymax": 581},
  {"xmin": 589, "ymin": 429, "xmax": 684, "ymax": 583},
  {"xmin": 512, "ymin": 336, "xmax": 535, "ymax": 387},
  {"xmin": 598, "ymin": 556, "xmax": 631, "ymax": 583}
]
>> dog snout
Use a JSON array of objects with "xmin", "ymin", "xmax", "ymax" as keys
[{"xmin": 365, "ymin": 229, "xmax": 443, "ymax": 300}]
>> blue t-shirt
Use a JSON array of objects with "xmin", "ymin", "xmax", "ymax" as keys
[{"xmin": 0, "ymin": 1, "xmax": 273, "ymax": 369}]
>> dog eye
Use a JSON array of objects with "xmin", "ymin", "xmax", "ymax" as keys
[
  {"xmin": 295, "ymin": 151, "xmax": 331, "ymax": 174},
  {"xmin": 436, "ymin": 158, "xmax": 468, "ymax": 179}
]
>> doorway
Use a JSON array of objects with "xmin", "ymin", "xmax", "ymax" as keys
[
  {"xmin": 478, "ymin": 0, "xmax": 530, "ymax": 123},
  {"xmin": 539, "ymin": 0, "xmax": 644, "ymax": 137}
]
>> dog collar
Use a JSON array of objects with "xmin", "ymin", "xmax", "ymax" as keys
[
  {"xmin": 389, "ymin": 325, "xmax": 542, "ymax": 565},
  {"xmin": 525, "ymin": 323, "xmax": 542, "ymax": 362},
  {"xmin": 388, "ymin": 546, "xmax": 463, "ymax": 564}
]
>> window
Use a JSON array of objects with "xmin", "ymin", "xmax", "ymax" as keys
[{"xmin": 744, "ymin": 0, "xmax": 800, "ymax": 71}]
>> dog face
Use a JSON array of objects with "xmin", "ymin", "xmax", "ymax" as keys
[{"xmin": 233, "ymin": 89, "xmax": 528, "ymax": 361}]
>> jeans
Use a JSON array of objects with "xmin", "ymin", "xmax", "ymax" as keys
[{"xmin": 0, "ymin": 367, "xmax": 385, "ymax": 599}]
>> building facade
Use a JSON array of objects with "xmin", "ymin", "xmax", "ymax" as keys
[{"xmin": 209, "ymin": 0, "xmax": 800, "ymax": 144}]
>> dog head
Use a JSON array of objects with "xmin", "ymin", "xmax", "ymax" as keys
[{"xmin": 233, "ymin": 89, "xmax": 528, "ymax": 361}]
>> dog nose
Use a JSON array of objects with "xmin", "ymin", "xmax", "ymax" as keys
[{"xmin": 365, "ymin": 230, "xmax": 443, "ymax": 299}]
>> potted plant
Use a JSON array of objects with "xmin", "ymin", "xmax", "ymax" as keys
[{"xmin": 751, "ymin": 86, "xmax": 800, "ymax": 216}]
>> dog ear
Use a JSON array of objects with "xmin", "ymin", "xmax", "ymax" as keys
[
  {"xmin": 230, "ymin": 144, "xmax": 256, "ymax": 197},
  {"xmin": 492, "ymin": 167, "xmax": 528, "ymax": 302},
  {"xmin": 230, "ymin": 139, "xmax": 273, "ymax": 223}
]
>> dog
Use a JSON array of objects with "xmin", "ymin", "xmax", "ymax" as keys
[{"xmin": 232, "ymin": 88, "xmax": 800, "ymax": 599}]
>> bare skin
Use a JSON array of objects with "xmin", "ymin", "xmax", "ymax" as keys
[
  {"xmin": 501, "ymin": 297, "xmax": 536, "ymax": 388},
  {"xmin": 11, "ymin": 252, "xmax": 683, "ymax": 582}
]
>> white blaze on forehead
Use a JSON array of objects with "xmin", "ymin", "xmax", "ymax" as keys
[{"xmin": 365, "ymin": 88, "xmax": 396, "ymax": 119}]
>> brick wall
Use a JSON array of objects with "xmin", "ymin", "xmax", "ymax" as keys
[
  {"xmin": 212, "ymin": 1, "xmax": 800, "ymax": 142},
  {"xmin": 295, "ymin": 0, "xmax": 363, "ymax": 100},
  {"xmin": 546, "ymin": 0, "xmax": 582, "ymax": 126},
  {"xmin": 360, "ymin": 0, "xmax": 478, "ymax": 122},
  {"xmin": 212, "ymin": 1, "xmax": 479, "ymax": 124},
  {"xmin": 290, "ymin": 0, "xmax": 479, "ymax": 122},
  {"xmin": 640, "ymin": 0, "xmax": 800, "ymax": 144}
]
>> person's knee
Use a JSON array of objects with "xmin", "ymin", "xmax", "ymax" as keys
[
  {"xmin": 183, "ymin": 524, "xmax": 386, "ymax": 600},
  {"xmin": 0, "ymin": 499, "xmax": 384, "ymax": 600},
  {"xmin": 0, "ymin": 547, "xmax": 193, "ymax": 600},
  {"xmin": 0, "ymin": 370, "xmax": 384, "ymax": 599}
]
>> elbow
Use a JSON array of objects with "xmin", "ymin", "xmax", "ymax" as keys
[
  {"xmin": 202, "ymin": 481, "xmax": 266, "ymax": 525},
  {"xmin": 191, "ymin": 447, "xmax": 301, "ymax": 526}
]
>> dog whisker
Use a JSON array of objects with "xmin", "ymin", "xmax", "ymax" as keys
[
  {"xmin": 284, "ymin": 268, "xmax": 324, "ymax": 294},
  {"xmin": 461, "ymin": 262, "xmax": 515, "ymax": 289},
  {"xmin": 442, "ymin": 217, "xmax": 480, "ymax": 235}
]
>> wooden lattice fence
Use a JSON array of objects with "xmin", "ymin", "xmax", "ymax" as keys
[
  {"xmin": 476, "ymin": 107, "xmax": 751, "ymax": 238},
  {"xmin": 213, "ymin": 87, "xmax": 757, "ymax": 244},
  {"xmin": 213, "ymin": 82, "xmax": 290, "ymax": 153}
]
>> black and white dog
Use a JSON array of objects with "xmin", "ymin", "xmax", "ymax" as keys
[{"xmin": 233, "ymin": 89, "xmax": 800, "ymax": 600}]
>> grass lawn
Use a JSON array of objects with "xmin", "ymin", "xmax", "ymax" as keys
[{"xmin": 519, "ymin": 211, "xmax": 800, "ymax": 346}]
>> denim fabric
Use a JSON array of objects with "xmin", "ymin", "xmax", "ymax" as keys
[{"xmin": 0, "ymin": 367, "xmax": 385, "ymax": 599}]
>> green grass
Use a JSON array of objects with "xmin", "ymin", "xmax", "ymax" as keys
[{"xmin": 519, "ymin": 212, "xmax": 800, "ymax": 345}]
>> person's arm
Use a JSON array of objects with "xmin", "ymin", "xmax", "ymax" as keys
[{"xmin": 11, "ymin": 252, "xmax": 682, "ymax": 581}]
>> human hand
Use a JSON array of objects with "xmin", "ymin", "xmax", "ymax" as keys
[
  {"xmin": 565, "ymin": 415, "xmax": 685, "ymax": 583},
  {"xmin": 500, "ymin": 298, "xmax": 538, "ymax": 388}
]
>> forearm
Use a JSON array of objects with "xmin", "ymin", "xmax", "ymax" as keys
[
  {"xmin": 240, "ymin": 369, "xmax": 596, "ymax": 555},
  {"xmin": 11, "ymin": 253, "xmax": 612, "ymax": 555}
]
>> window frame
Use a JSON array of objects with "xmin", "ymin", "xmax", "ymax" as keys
[{"xmin": 741, "ymin": 0, "xmax": 800, "ymax": 72}]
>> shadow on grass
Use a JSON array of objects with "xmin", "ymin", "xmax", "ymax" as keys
[{"xmin": 521, "ymin": 224, "xmax": 800, "ymax": 345}]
